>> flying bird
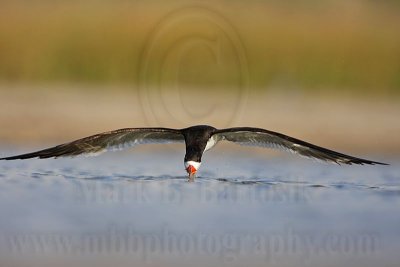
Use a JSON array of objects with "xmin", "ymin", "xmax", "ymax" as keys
[{"xmin": 0, "ymin": 125, "xmax": 387, "ymax": 180}]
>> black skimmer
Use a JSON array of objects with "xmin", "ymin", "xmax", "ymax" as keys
[{"xmin": 0, "ymin": 125, "xmax": 387, "ymax": 180}]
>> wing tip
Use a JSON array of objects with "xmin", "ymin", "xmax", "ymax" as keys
[
  {"xmin": 0, "ymin": 155, "xmax": 40, "ymax": 160},
  {"xmin": 368, "ymin": 161, "xmax": 389, "ymax": 166},
  {"xmin": 0, "ymin": 151, "xmax": 61, "ymax": 160},
  {"xmin": 345, "ymin": 159, "xmax": 389, "ymax": 166}
]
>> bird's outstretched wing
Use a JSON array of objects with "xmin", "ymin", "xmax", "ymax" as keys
[
  {"xmin": 1, "ymin": 128, "xmax": 184, "ymax": 160},
  {"xmin": 212, "ymin": 127, "xmax": 387, "ymax": 165}
]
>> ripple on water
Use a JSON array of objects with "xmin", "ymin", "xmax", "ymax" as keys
[
  {"xmin": 3, "ymin": 168, "xmax": 400, "ymax": 194},
  {"xmin": 0, "ymin": 153, "xmax": 399, "ymax": 194}
]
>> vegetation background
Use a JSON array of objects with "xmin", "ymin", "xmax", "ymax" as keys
[{"xmin": 0, "ymin": 0, "xmax": 399, "ymax": 155}]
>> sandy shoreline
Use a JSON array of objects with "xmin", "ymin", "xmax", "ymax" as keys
[{"xmin": 0, "ymin": 84, "xmax": 399, "ymax": 156}]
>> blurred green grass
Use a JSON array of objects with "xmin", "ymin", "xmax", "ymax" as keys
[{"xmin": 0, "ymin": 0, "xmax": 399, "ymax": 94}]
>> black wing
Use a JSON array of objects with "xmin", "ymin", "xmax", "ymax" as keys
[
  {"xmin": 212, "ymin": 127, "xmax": 388, "ymax": 165},
  {"xmin": 1, "ymin": 128, "xmax": 184, "ymax": 160}
]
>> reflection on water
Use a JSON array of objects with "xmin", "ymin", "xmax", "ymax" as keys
[{"xmin": 0, "ymin": 148, "xmax": 399, "ymax": 267}]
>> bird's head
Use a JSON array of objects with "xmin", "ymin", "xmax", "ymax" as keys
[{"xmin": 184, "ymin": 161, "xmax": 201, "ymax": 178}]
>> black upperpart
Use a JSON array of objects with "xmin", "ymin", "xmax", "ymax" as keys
[
  {"xmin": 181, "ymin": 125, "xmax": 217, "ymax": 162},
  {"xmin": 0, "ymin": 124, "xmax": 388, "ymax": 167}
]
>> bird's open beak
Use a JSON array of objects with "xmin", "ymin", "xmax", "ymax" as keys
[{"xmin": 186, "ymin": 165, "xmax": 197, "ymax": 181}]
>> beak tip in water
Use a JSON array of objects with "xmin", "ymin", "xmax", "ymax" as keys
[{"xmin": 186, "ymin": 165, "xmax": 197, "ymax": 181}]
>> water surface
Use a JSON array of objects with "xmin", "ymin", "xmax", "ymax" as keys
[{"xmin": 0, "ymin": 147, "xmax": 399, "ymax": 267}]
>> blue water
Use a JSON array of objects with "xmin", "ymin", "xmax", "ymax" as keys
[{"xmin": 0, "ymin": 147, "xmax": 399, "ymax": 267}]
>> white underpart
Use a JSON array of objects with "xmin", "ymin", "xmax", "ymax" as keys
[
  {"xmin": 204, "ymin": 136, "xmax": 218, "ymax": 151},
  {"xmin": 184, "ymin": 161, "xmax": 201, "ymax": 171}
]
